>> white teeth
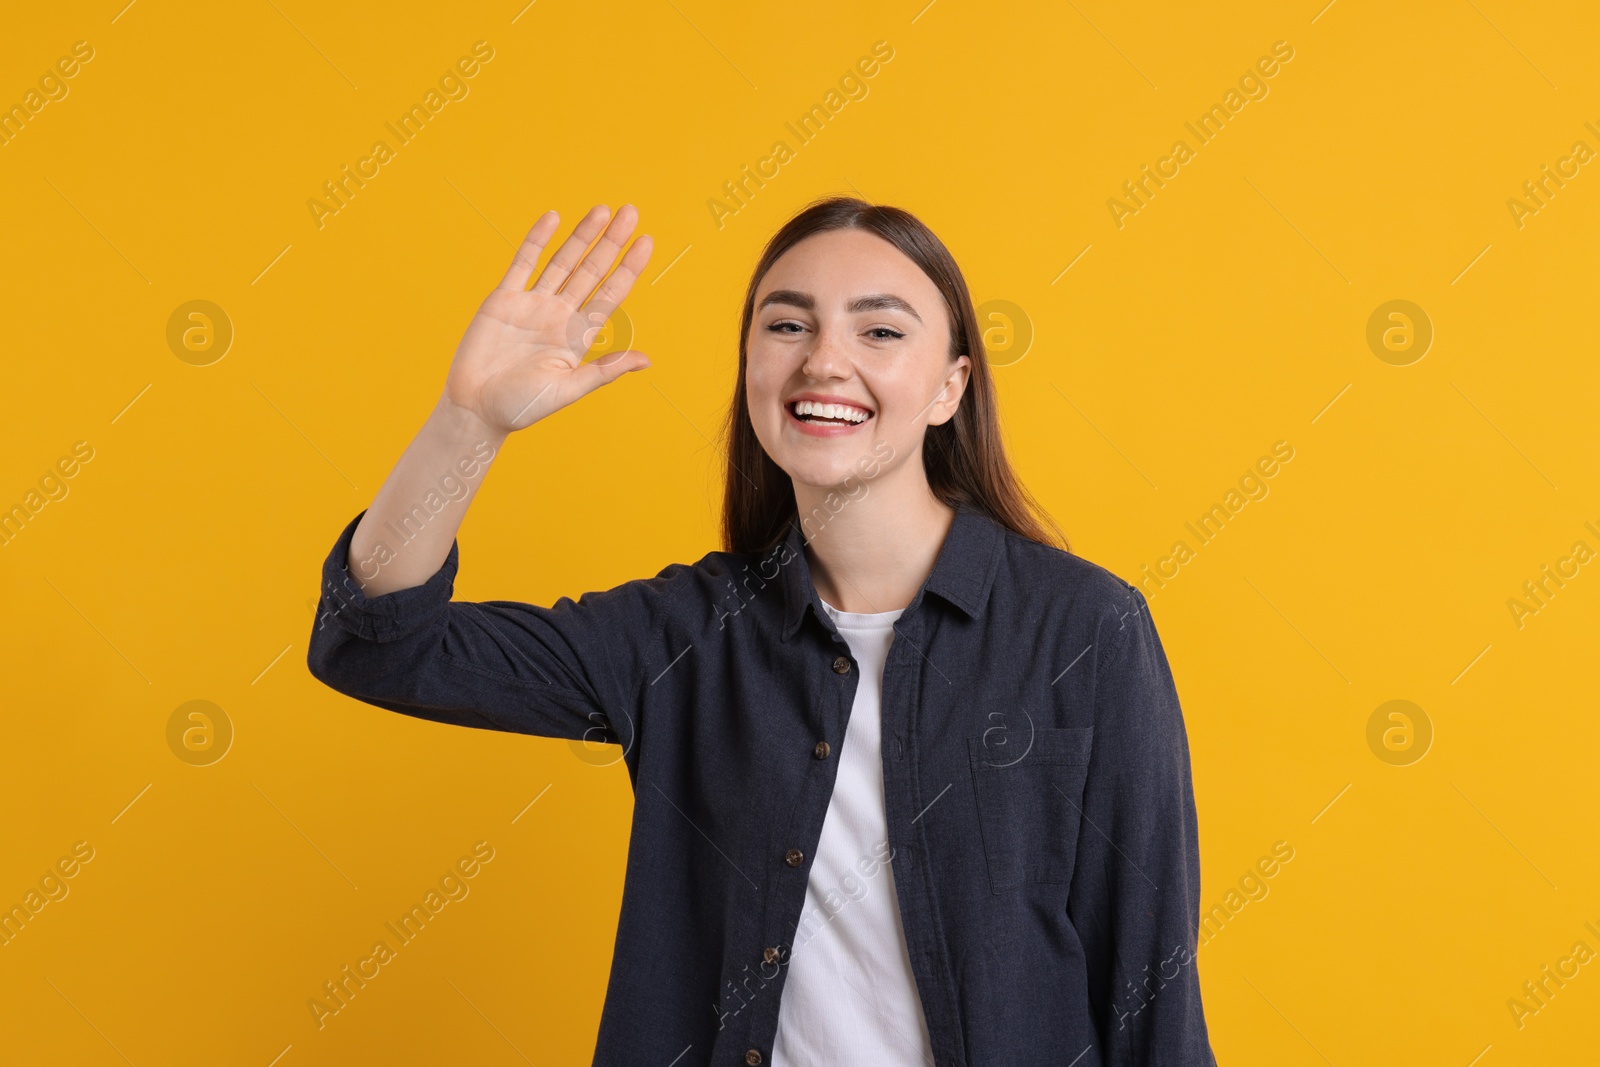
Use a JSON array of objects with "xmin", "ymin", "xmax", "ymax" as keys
[{"xmin": 793, "ymin": 400, "xmax": 871, "ymax": 423}]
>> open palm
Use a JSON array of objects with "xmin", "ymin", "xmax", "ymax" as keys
[{"xmin": 443, "ymin": 204, "xmax": 654, "ymax": 434}]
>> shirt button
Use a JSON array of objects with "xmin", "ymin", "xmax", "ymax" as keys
[
  {"xmin": 745, "ymin": 1050, "xmax": 763, "ymax": 1065},
  {"xmin": 763, "ymin": 946, "xmax": 781, "ymax": 964},
  {"xmin": 813, "ymin": 740, "xmax": 831, "ymax": 759},
  {"xmin": 832, "ymin": 655, "xmax": 851, "ymax": 674},
  {"xmin": 784, "ymin": 848, "xmax": 804, "ymax": 867}
]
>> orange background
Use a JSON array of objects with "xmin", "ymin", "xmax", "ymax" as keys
[{"xmin": 3, "ymin": 1, "xmax": 1598, "ymax": 1063}]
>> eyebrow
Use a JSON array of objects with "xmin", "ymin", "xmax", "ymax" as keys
[{"xmin": 756, "ymin": 289, "xmax": 923, "ymax": 324}]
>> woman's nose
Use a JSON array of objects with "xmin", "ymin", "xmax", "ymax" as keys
[{"xmin": 801, "ymin": 328, "xmax": 850, "ymax": 378}]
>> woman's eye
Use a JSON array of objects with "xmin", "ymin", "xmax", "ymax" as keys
[{"xmin": 764, "ymin": 322, "xmax": 902, "ymax": 340}]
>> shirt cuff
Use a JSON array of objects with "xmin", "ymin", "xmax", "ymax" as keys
[{"xmin": 315, "ymin": 509, "xmax": 459, "ymax": 643}]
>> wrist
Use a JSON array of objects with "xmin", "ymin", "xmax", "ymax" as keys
[{"xmin": 431, "ymin": 394, "xmax": 510, "ymax": 450}]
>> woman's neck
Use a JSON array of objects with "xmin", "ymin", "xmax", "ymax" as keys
[{"xmin": 795, "ymin": 483, "xmax": 956, "ymax": 615}]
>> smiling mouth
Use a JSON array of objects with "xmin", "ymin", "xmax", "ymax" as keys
[{"xmin": 786, "ymin": 400, "xmax": 875, "ymax": 426}]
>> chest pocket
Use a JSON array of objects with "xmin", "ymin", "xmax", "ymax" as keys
[{"xmin": 967, "ymin": 726, "xmax": 1095, "ymax": 895}]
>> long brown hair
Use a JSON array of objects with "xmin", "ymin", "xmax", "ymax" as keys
[{"xmin": 716, "ymin": 195, "xmax": 1069, "ymax": 556}]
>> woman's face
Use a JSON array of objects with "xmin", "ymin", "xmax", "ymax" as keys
[{"xmin": 745, "ymin": 228, "xmax": 971, "ymax": 496}]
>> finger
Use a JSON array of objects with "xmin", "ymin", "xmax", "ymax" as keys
[
  {"xmin": 578, "ymin": 233, "xmax": 653, "ymax": 327},
  {"xmin": 497, "ymin": 211, "xmax": 561, "ymax": 292},
  {"xmin": 529, "ymin": 204, "xmax": 614, "ymax": 296},
  {"xmin": 555, "ymin": 203, "xmax": 640, "ymax": 306}
]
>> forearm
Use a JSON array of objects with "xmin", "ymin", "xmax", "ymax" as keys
[{"xmin": 347, "ymin": 396, "xmax": 508, "ymax": 596}]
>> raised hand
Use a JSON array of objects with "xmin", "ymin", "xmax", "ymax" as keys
[{"xmin": 442, "ymin": 204, "xmax": 654, "ymax": 434}]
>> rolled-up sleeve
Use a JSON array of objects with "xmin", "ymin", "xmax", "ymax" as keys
[
  {"xmin": 305, "ymin": 509, "xmax": 687, "ymax": 750},
  {"xmin": 1067, "ymin": 583, "xmax": 1214, "ymax": 1065}
]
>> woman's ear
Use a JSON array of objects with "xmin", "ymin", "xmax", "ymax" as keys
[{"xmin": 928, "ymin": 354, "xmax": 972, "ymax": 427}]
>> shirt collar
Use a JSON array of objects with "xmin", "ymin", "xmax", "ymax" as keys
[{"xmin": 777, "ymin": 504, "xmax": 1005, "ymax": 642}]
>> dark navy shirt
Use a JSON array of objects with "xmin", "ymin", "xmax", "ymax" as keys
[{"xmin": 307, "ymin": 504, "xmax": 1215, "ymax": 1066}]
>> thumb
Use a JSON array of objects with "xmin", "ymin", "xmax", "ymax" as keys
[{"xmin": 575, "ymin": 348, "xmax": 651, "ymax": 394}]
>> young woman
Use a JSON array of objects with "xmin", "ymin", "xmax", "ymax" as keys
[{"xmin": 309, "ymin": 197, "xmax": 1215, "ymax": 1066}]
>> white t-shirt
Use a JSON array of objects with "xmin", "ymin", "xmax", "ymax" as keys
[{"xmin": 771, "ymin": 597, "xmax": 936, "ymax": 1066}]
